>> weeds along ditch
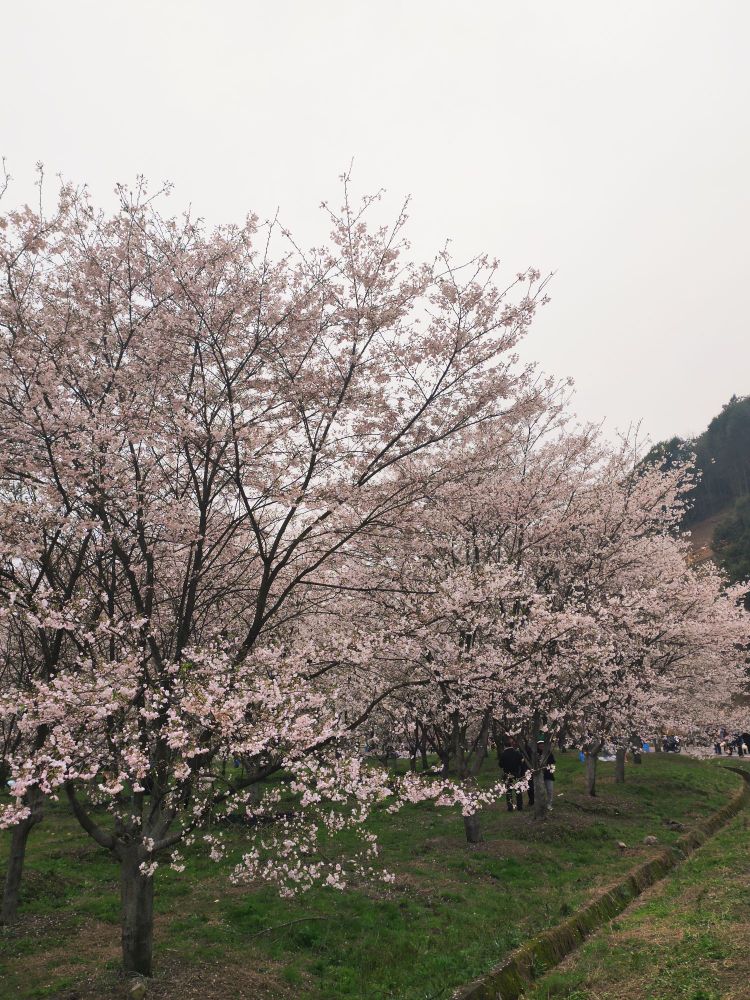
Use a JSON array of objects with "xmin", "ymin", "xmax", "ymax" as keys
[{"xmin": 529, "ymin": 768, "xmax": 750, "ymax": 1000}]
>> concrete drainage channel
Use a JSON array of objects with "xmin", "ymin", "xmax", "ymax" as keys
[{"xmin": 453, "ymin": 766, "xmax": 750, "ymax": 1000}]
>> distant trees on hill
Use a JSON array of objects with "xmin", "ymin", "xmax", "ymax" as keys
[
  {"xmin": 691, "ymin": 395, "xmax": 750, "ymax": 522},
  {"xmin": 646, "ymin": 395, "xmax": 750, "ymax": 526},
  {"xmin": 645, "ymin": 394, "xmax": 750, "ymax": 586}
]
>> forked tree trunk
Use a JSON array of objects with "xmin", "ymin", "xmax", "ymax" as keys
[
  {"xmin": 1, "ymin": 788, "xmax": 43, "ymax": 925},
  {"xmin": 585, "ymin": 753, "xmax": 598, "ymax": 796},
  {"xmin": 532, "ymin": 769, "xmax": 547, "ymax": 820},
  {"xmin": 120, "ymin": 849, "xmax": 155, "ymax": 977},
  {"xmin": 463, "ymin": 812, "xmax": 483, "ymax": 844},
  {"xmin": 614, "ymin": 747, "xmax": 626, "ymax": 783}
]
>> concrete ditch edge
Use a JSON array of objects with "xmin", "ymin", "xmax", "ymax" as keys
[{"xmin": 453, "ymin": 765, "xmax": 750, "ymax": 1000}]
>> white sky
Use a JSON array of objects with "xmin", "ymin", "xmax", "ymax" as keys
[{"xmin": 2, "ymin": 0, "xmax": 749, "ymax": 443}]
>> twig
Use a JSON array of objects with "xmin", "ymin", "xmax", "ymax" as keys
[{"xmin": 249, "ymin": 915, "xmax": 331, "ymax": 939}]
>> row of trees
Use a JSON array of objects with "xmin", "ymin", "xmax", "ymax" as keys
[{"xmin": 1, "ymin": 175, "xmax": 748, "ymax": 976}]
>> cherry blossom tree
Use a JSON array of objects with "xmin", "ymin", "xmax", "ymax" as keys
[
  {"xmin": 0, "ymin": 172, "xmax": 546, "ymax": 973},
  {"xmin": 375, "ymin": 408, "xmax": 750, "ymax": 821},
  {"xmin": 501, "ymin": 440, "xmax": 748, "ymax": 809}
]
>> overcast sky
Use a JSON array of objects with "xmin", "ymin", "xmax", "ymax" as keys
[{"xmin": 3, "ymin": 0, "xmax": 749, "ymax": 443}]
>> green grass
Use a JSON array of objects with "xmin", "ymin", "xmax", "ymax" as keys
[
  {"xmin": 0, "ymin": 755, "xmax": 742, "ymax": 999},
  {"xmin": 529, "ymin": 762, "xmax": 750, "ymax": 1000}
]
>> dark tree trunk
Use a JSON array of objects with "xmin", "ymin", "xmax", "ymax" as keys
[
  {"xmin": 532, "ymin": 769, "xmax": 547, "ymax": 820},
  {"xmin": 420, "ymin": 745, "xmax": 429, "ymax": 771},
  {"xmin": 1, "ymin": 788, "xmax": 43, "ymax": 925},
  {"xmin": 614, "ymin": 747, "xmax": 626, "ymax": 784},
  {"xmin": 585, "ymin": 753, "xmax": 598, "ymax": 796},
  {"xmin": 463, "ymin": 812, "xmax": 483, "ymax": 844},
  {"xmin": 120, "ymin": 849, "xmax": 155, "ymax": 977},
  {"xmin": 409, "ymin": 754, "xmax": 417, "ymax": 773},
  {"xmin": 458, "ymin": 709, "xmax": 492, "ymax": 843}
]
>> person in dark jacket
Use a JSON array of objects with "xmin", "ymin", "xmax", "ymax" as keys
[
  {"xmin": 499, "ymin": 736, "xmax": 525, "ymax": 811},
  {"xmin": 541, "ymin": 741, "xmax": 556, "ymax": 809}
]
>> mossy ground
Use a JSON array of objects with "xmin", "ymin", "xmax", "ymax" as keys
[
  {"xmin": 529, "ymin": 761, "xmax": 750, "ymax": 1000},
  {"xmin": 0, "ymin": 754, "xmax": 741, "ymax": 999}
]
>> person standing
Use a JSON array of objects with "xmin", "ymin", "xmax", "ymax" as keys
[
  {"xmin": 537, "ymin": 738, "xmax": 556, "ymax": 810},
  {"xmin": 500, "ymin": 736, "xmax": 525, "ymax": 811}
]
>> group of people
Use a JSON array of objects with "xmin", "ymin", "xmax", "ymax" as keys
[
  {"xmin": 494, "ymin": 727, "xmax": 750, "ymax": 817},
  {"xmin": 499, "ymin": 736, "xmax": 555, "ymax": 811},
  {"xmin": 714, "ymin": 728, "xmax": 750, "ymax": 756},
  {"xmin": 661, "ymin": 734, "xmax": 681, "ymax": 753}
]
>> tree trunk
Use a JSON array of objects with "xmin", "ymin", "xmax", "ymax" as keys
[
  {"xmin": 532, "ymin": 769, "xmax": 547, "ymax": 820},
  {"xmin": 1, "ymin": 789, "xmax": 43, "ymax": 925},
  {"xmin": 420, "ymin": 745, "xmax": 429, "ymax": 771},
  {"xmin": 585, "ymin": 753, "xmax": 598, "ymax": 796},
  {"xmin": 614, "ymin": 747, "xmax": 626, "ymax": 784},
  {"xmin": 459, "ymin": 709, "xmax": 491, "ymax": 843},
  {"xmin": 463, "ymin": 812, "xmax": 483, "ymax": 844},
  {"xmin": 120, "ymin": 849, "xmax": 155, "ymax": 977}
]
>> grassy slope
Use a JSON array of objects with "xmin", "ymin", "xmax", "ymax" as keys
[
  {"xmin": 529, "ymin": 761, "xmax": 750, "ymax": 1000},
  {"xmin": 683, "ymin": 508, "xmax": 731, "ymax": 564},
  {"xmin": 0, "ymin": 755, "xmax": 740, "ymax": 1000}
]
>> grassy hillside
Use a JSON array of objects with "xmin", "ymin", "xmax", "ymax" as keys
[
  {"xmin": 530, "ymin": 762, "xmax": 750, "ymax": 1000},
  {"xmin": 684, "ymin": 507, "xmax": 730, "ymax": 565}
]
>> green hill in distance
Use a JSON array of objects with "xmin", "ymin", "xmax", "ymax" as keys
[{"xmin": 644, "ymin": 394, "xmax": 750, "ymax": 586}]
